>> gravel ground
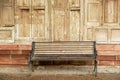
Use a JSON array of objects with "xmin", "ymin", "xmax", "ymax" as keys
[{"xmin": 0, "ymin": 66, "xmax": 119, "ymax": 80}]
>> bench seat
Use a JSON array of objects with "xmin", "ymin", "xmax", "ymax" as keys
[{"xmin": 32, "ymin": 54, "xmax": 95, "ymax": 61}]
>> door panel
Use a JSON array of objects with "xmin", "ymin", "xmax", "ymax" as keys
[
  {"xmin": 70, "ymin": 11, "xmax": 80, "ymax": 41},
  {"xmin": 32, "ymin": 10, "xmax": 45, "ymax": 38},
  {"xmin": 85, "ymin": 0, "xmax": 102, "ymax": 26},
  {"xmin": 0, "ymin": 0, "xmax": 14, "ymax": 27},
  {"xmin": 31, "ymin": 0, "xmax": 49, "ymax": 41},
  {"xmin": 52, "ymin": 0, "xmax": 70, "ymax": 41},
  {"xmin": 17, "ymin": 9, "xmax": 31, "ymax": 38},
  {"xmin": 54, "ymin": 10, "xmax": 66, "ymax": 41}
]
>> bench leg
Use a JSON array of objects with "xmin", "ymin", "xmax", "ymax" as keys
[
  {"xmin": 29, "ymin": 61, "xmax": 34, "ymax": 72},
  {"xmin": 94, "ymin": 60, "xmax": 97, "ymax": 77}
]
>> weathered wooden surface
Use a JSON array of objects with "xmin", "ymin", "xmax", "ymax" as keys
[
  {"xmin": 0, "ymin": 0, "xmax": 120, "ymax": 44},
  {"xmin": 33, "ymin": 41, "xmax": 95, "ymax": 54}
]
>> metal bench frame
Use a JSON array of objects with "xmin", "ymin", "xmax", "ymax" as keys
[{"xmin": 29, "ymin": 41, "xmax": 97, "ymax": 76}]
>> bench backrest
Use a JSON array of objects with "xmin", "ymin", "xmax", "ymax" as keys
[{"xmin": 31, "ymin": 41, "xmax": 96, "ymax": 55}]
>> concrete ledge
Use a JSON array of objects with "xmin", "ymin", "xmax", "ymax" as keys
[
  {"xmin": 0, "ymin": 45, "xmax": 31, "ymax": 50},
  {"xmin": 0, "ymin": 66, "xmax": 119, "ymax": 74}
]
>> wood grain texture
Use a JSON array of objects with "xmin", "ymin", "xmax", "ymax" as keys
[{"xmin": 0, "ymin": 0, "xmax": 120, "ymax": 44}]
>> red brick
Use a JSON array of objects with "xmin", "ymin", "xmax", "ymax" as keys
[
  {"xmin": 11, "ymin": 54, "xmax": 28, "ymax": 60},
  {"xmin": 0, "ymin": 45, "xmax": 31, "ymax": 50},
  {"xmin": 10, "ymin": 50, "xmax": 22, "ymax": 54},
  {"xmin": 114, "ymin": 61, "xmax": 120, "ymax": 66},
  {"xmin": 22, "ymin": 50, "xmax": 31, "ymax": 54},
  {"xmin": 0, "ymin": 54, "xmax": 12, "ymax": 64},
  {"xmin": 0, "ymin": 45, "xmax": 18, "ymax": 50},
  {"xmin": 97, "ymin": 45, "xmax": 120, "ymax": 50},
  {"xmin": 11, "ymin": 54, "xmax": 28, "ymax": 65},
  {"xmin": 18, "ymin": 45, "xmax": 32, "ymax": 50},
  {"xmin": 98, "ymin": 61, "xmax": 115, "ymax": 66},
  {"xmin": 0, "ymin": 50, "xmax": 10, "ymax": 54},
  {"xmin": 98, "ymin": 55, "xmax": 116, "ymax": 61},
  {"xmin": 97, "ymin": 50, "xmax": 120, "ymax": 55},
  {"xmin": 116, "ymin": 56, "xmax": 120, "ymax": 60},
  {"xmin": 12, "ymin": 59, "xmax": 28, "ymax": 65}
]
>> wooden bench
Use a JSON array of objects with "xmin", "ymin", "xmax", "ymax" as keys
[{"xmin": 29, "ymin": 41, "xmax": 97, "ymax": 76}]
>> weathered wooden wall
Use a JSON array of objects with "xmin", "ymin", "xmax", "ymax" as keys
[
  {"xmin": 0, "ymin": 0, "xmax": 120, "ymax": 66},
  {"xmin": 0, "ymin": 0, "xmax": 120, "ymax": 44}
]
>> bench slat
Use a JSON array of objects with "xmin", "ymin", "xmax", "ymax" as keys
[
  {"xmin": 34, "ymin": 51, "xmax": 94, "ymax": 54},
  {"xmin": 34, "ymin": 41, "xmax": 94, "ymax": 46},
  {"xmin": 35, "ymin": 47, "xmax": 93, "ymax": 51},
  {"xmin": 34, "ymin": 54, "xmax": 94, "ymax": 57},
  {"xmin": 31, "ymin": 57, "xmax": 95, "ymax": 61}
]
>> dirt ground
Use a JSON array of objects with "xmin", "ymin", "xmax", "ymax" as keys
[
  {"xmin": 0, "ymin": 66, "xmax": 119, "ymax": 80},
  {"xmin": 0, "ymin": 73, "xmax": 120, "ymax": 80}
]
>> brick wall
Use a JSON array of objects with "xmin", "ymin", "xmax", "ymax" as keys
[
  {"xmin": 0, "ymin": 45, "xmax": 31, "ymax": 65},
  {"xmin": 0, "ymin": 44, "xmax": 119, "ymax": 66},
  {"xmin": 97, "ymin": 45, "xmax": 120, "ymax": 66}
]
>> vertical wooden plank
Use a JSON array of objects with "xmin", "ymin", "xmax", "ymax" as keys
[
  {"xmin": 15, "ymin": 0, "xmax": 31, "ymax": 40},
  {"xmin": 53, "ymin": 10, "xmax": 65, "ymax": 41},
  {"xmin": 0, "ymin": 2, "xmax": 2, "ymax": 27},
  {"xmin": 31, "ymin": 0, "xmax": 50, "ymax": 41},
  {"xmin": 118, "ymin": 0, "xmax": 120, "ymax": 25},
  {"xmin": 32, "ymin": 9, "xmax": 45, "ymax": 40},
  {"xmin": 80, "ymin": 0, "xmax": 84, "ymax": 40},
  {"xmin": 47, "ymin": 0, "xmax": 52, "ymax": 41},
  {"xmin": 52, "ymin": 0, "xmax": 70, "ymax": 41},
  {"xmin": 44, "ymin": 0, "xmax": 51, "ymax": 41},
  {"xmin": 69, "ymin": 0, "xmax": 80, "ymax": 41},
  {"xmin": 70, "ymin": 11, "xmax": 80, "ymax": 41}
]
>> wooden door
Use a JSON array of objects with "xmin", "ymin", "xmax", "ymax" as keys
[
  {"xmin": 52, "ymin": 0, "xmax": 70, "ymax": 41},
  {"xmin": 15, "ymin": 0, "xmax": 82, "ymax": 43},
  {"xmin": 15, "ymin": 0, "xmax": 50, "ymax": 42},
  {"xmin": 84, "ymin": 0, "xmax": 120, "ymax": 44},
  {"xmin": 69, "ymin": 0, "xmax": 81, "ymax": 41},
  {"xmin": 31, "ymin": 0, "xmax": 48, "ymax": 41},
  {"xmin": 15, "ymin": 0, "xmax": 31, "ymax": 41},
  {"xmin": 84, "ymin": 0, "xmax": 103, "ymax": 41},
  {"xmin": 52, "ymin": 0, "xmax": 81, "ymax": 41}
]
